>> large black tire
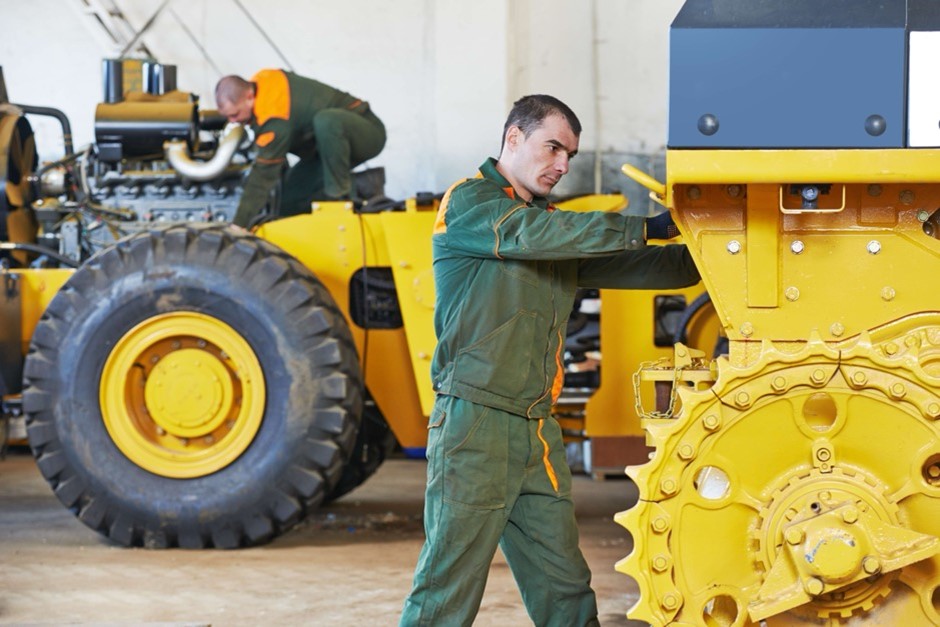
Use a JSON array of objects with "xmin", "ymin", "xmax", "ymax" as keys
[
  {"xmin": 327, "ymin": 398, "xmax": 397, "ymax": 501},
  {"xmin": 22, "ymin": 224, "xmax": 363, "ymax": 548}
]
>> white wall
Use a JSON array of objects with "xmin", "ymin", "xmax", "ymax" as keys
[{"xmin": 2, "ymin": 0, "xmax": 684, "ymax": 198}]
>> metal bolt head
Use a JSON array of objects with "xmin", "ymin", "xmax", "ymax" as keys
[
  {"xmin": 678, "ymin": 444, "xmax": 695, "ymax": 461},
  {"xmin": 816, "ymin": 448, "xmax": 832, "ymax": 462},
  {"xmin": 687, "ymin": 186, "xmax": 702, "ymax": 200},
  {"xmin": 772, "ymin": 376, "xmax": 787, "ymax": 392},
  {"xmin": 899, "ymin": 189, "xmax": 915, "ymax": 205},
  {"xmin": 830, "ymin": 323, "xmax": 845, "ymax": 337},
  {"xmin": 727, "ymin": 240, "xmax": 742, "ymax": 255},
  {"xmin": 804, "ymin": 577, "xmax": 825, "ymax": 596},
  {"xmin": 842, "ymin": 507, "xmax": 858, "ymax": 524},
  {"xmin": 785, "ymin": 287, "xmax": 800, "ymax": 302},
  {"xmin": 867, "ymin": 184, "xmax": 882, "ymax": 197},
  {"xmin": 884, "ymin": 342, "xmax": 899, "ymax": 355},
  {"xmin": 890, "ymin": 383, "xmax": 907, "ymax": 399},
  {"xmin": 926, "ymin": 403, "xmax": 940, "ymax": 419},
  {"xmin": 652, "ymin": 517, "xmax": 669, "ymax": 533},
  {"xmin": 790, "ymin": 240, "xmax": 805, "ymax": 254},
  {"xmin": 863, "ymin": 556, "xmax": 881, "ymax": 575},
  {"xmin": 811, "ymin": 369, "xmax": 827, "ymax": 384},
  {"xmin": 881, "ymin": 287, "xmax": 896, "ymax": 302},
  {"xmin": 661, "ymin": 593, "xmax": 681, "ymax": 610},
  {"xmin": 918, "ymin": 210, "xmax": 930, "ymax": 222},
  {"xmin": 735, "ymin": 391, "xmax": 751, "ymax": 407},
  {"xmin": 867, "ymin": 240, "xmax": 882, "ymax": 255},
  {"xmin": 852, "ymin": 371, "xmax": 868, "ymax": 385},
  {"xmin": 801, "ymin": 186, "xmax": 820, "ymax": 202},
  {"xmin": 652, "ymin": 555, "xmax": 670, "ymax": 572},
  {"xmin": 740, "ymin": 322, "xmax": 754, "ymax": 337},
  {"xmin": 661, "ymin": 478, "xmax": 678, "ymax": 496},
  {"xmin": 703, "ymin": 415, "xmax": 721, "ymax": 431},
  {"xmin": 726, "ymin": 184, "xmax": 742, "ymax": 198},
  {"xmin": 698, "ymin": 113, "xmax": 719, "ymax": 136},
  {"xmin": 785, "ymin": 527, "xmax": 805, "ymax": 545}
]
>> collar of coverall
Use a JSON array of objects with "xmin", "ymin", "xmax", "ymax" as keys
[{"xmin": 479, "ymin": 157, "xmax": 553, "ymax": 210}]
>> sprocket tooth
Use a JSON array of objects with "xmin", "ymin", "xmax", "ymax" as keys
[
  {"xmin": 625, "ymin": 463, "xmax": 654, "ymax": 501},
  {"xmin": 615, "ymin": 501, "xmax": 659, "ymax": 623},
  {"xmin": 626, "ymin": 593, "xmax": 660, "ymax": 626}
]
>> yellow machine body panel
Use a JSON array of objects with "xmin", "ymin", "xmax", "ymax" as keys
[
  {"xmin": 618, "ymin": 147, "xmax": 940, "ymax": 625},
  {"xmin": 12, "ymin": 268, "xmax": 72, "ymax": 354},
  {"xmin": 255, "ymin": 203, "xmax": 431, "ymax": 451},
  {"xmin": 666, "ymin": 149, "xmax": 940, "ymax": 353}
]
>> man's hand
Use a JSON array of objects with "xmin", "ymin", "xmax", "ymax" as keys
[{"xmin": 645, "ymin": 211, "xmax": 680, "ymax": 240}]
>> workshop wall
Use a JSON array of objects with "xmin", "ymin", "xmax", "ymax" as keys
[{"xmin": 2, "ymin": 0, "xmax": 682, "ymax": 204}]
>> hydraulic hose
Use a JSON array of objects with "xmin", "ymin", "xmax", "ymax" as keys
[
  {"xmin": 165, "ymin": 123, "xmax": 244, "ymax": 182},
  {"xmin": 0, "ymin": 242, "xmax": 80, "ymax": 267},
  {"xmin": 14, "ymin": 104, "xmax": 74, "ymax": 156}
]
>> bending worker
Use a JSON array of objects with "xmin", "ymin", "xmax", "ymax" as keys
[
  {"xmin": 215, "ymin": 70, "xmax": 386, "ymax": 227},
  {"xmin": 399, "ymin": 94, "xmax": 700, "ymax": 626}
]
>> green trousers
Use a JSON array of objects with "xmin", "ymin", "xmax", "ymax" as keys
[
  {"xmin": 280, "ymin": 108, "xmax": 386, "ymax": 216},
  {"xmin": 400, "ymin": 395, "xmax": 598, "ymax": 627}
]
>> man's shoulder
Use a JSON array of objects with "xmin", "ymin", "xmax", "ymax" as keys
[{"xmin": 448, "ymin": 175, "xmax": 507, "ymax": 205}]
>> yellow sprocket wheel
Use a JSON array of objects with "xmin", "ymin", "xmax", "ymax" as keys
[
  {"xmin": 100, "ymin": 311, "xmax": 265, "ymax": 479},
  {"xmin": 616, "ymin": 324, "xmax": 940, "ymax": 626}
]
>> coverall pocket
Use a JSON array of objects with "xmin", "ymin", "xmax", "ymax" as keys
[
  {"xmin": 453, "ymin": 310, "xmax": 536, "ymax": 399},
  {"xmin": 498, "ymin": 258, "xmax": 540, "ymax": 287},
  {"xmin": 425, "ymin": 402, "xmax": 446, "ymax": 485},
  {"xmin": 442, "ymin": 403, "xmax": 508, "ymax": 510}
]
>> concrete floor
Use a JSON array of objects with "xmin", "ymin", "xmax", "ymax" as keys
[{"xmin": 0, "ymin": 448, "xmax": 644, "ymax": 626}]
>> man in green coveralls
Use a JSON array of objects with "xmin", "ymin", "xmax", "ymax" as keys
[
  {"xmin": 215, "ymin": 70, "xmax": 386, "ymax": 227},
  {"xmin": 399, "ymin": 95, "xmax": 700, "ymax": 627}
]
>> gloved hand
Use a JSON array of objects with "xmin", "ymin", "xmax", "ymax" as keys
[{"xmin": 645, "ymin": 211, "xmax": 680, "ymax": 240}]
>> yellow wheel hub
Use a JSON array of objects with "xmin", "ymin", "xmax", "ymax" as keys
[
  {"xmin": 100, "ymin": 312, "xmax": 265, "ymax": 479},
  {"xmin": 144, "ymin": 348, "xmax": 234, "ymax": 438},
  {"xmin": 616, "ymin": 325, "xmax": 940, "ymax": 626}
]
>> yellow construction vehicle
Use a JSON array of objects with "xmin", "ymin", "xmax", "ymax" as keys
[
  {"xmin": 617, "ymin": 0, "xmax": 940, "ymax": 624},
  {"xmin": 1, "ymin": 62, "xmax": 713, "ymax": 548}
]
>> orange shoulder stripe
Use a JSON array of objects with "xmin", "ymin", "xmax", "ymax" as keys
[
  {"xmin": 251, "ymin": 69, "xmax": 290, "ymax": 126},
  {"xmin": 433, "ymin": 172, "xmax": 483, "ymax": 235}
]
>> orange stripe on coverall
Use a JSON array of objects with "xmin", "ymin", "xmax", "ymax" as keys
[
  {"xmin": 537, "ymin": 418, "xmax": 559, "ymax": 493},
  {"xmin": 433, "ymin": 174, "xmax": 480, "ymax": 235},
  {"xmin": 551, "ymin": 327, "xmax": 565, "ymax": 403},
  {"xmin": 250, "ymin": 69, "xmax": 291, "ymax": 126}
]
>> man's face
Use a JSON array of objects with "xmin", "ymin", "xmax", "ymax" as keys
[
  {"xmin": 502, "ymin": 113, "xmax": 579, "ymax": 201},
  {"xmin": 218, "ymin": 95, "xmax": 254, "ymax": 124}
]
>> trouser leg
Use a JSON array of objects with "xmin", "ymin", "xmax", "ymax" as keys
[
  {"xmin": 312, "ymin": 108, "xmax": 386, "ymax": 199},
  {"xmin": 400, "ymin": 396, "xmax": 512, "ymax": 627},
  {"xmin": 499, "ymin": 417, "xmax": 599, "ymax": 627},
  {"xmin": 279, "ymin": 158, "xmax": 323, "ymax": 217}
]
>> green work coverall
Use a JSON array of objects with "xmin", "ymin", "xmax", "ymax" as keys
[
  {"xmin": 233, "ymin": 69, "xmax": 386, "ymax": 227},
  {"xmin": 400, "ymin": 158, "xmax": 701, "ymax": 626}
]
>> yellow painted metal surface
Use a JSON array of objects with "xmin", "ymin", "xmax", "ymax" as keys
[
  {"xmin": 617, "ymin": 150, "xmax": 940, "ymax": 625},
  {"xmin": 100, "ymin": 312, "xmax": 264, "ymax": 478},
  {"xmin": 256, "ymin": 203, "xmax": 430, "ymax": 450},
  {"xmin": 668, "ymin": 178, "xmax": 940, "ymax": 347},
  {"xmin": 583, "ymin": 284, "xmax": 719, "ymax": 440},
  {"xmin": 13, "ymin": 268, "xmax": 72, "ymax": 354},
  {"xmin": 380, "ymin": 210, "xmax": 438, "ymax": 417}
]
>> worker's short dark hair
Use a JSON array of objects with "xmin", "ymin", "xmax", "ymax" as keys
[
  {"xmin": 501, "ymin": 95, "xmax": 581, "ymax": 150},
  {"xmin": 215, "ymin": 75, "xmax": 253, "ymax": 106}
]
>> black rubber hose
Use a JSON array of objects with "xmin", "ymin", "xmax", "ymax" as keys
[
  {"xmin": 14, "ymin": 104, "xmax": 74, "ymax": 156},
  {"xmin": 0, "ymin": 242, "xmax": 79, "ymax": 267}
]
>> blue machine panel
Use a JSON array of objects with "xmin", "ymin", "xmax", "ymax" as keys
[{"xmin": 669, "ymin": 0, "xmax": 908, "ymax": 148}]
